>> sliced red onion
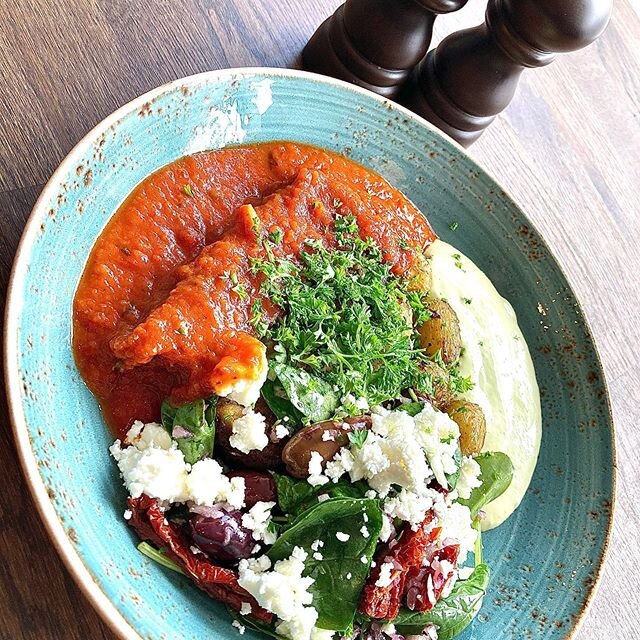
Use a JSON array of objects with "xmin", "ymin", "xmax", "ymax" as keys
[
  {"xmin": 365, "ymin": 622, "xmax": 383, "ymax": 640},
  {"xmin": 406, "ymin": 625, "xmax": 438, "ymax": 640},
  {"xmin": 172, "ymin": 425, "xmax": 193, "ymax": 439},
  {"xmin": 190, "ymin": 503, "xmax": 227, "ymax": 518}
]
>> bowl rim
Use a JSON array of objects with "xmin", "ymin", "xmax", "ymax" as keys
[{"xmin": 3, "ymin": 66, "xmax": 616, "ymax": 640}]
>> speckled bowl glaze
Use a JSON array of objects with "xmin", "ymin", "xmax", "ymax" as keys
[{"xmin": 4, "ymin": 68, "xmax": 614, "ymax": 640}]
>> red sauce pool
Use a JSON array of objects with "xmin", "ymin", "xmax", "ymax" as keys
[{"xmin": 73, "ymin": 142, "xmax": 435, "ymax": 438}]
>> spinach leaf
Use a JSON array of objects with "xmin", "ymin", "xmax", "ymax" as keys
[
  {"xmin": 272, "ymin": 473, "xmax": 318, "ymax": 515},
  {"xmin": 446, "ymin": 446, "xmax": 463, "ymax": 491},
  {"xmin": 393, "ymin": 564, "xmax": 490, "ymax": 639},
  {"xmin": 273, "ymin": 473, "xmax": 369, "ymax": 518},
  {"xmin": 474, "ymin": 521, "xmax": 483, "ymax": 565},
  {"xmin": 227, "ymin": 607, "xmax": 287, "ymax": 640},
  {"xmin": 460, "ymin": 452, "xmax": 514, "ymax": 517},
  {"xmin": 137, "ymin": 542, "xmax": 183, "ymax": 575},
  {"xmin": 397, "ymin": 401, "xmax": 425, "ymax": 417},
  {"xmin": 268, "ymin": 498, "xmax": 383, "ymax": 631},
  {"xmin": 271, "ymin": 363, "xmax": 338, "ymax": 423},
  {"xmin": 160, "ymin": 397, "xmax": 217, "ymax": 464},
  {"xmin": 261, "ymin": 378, "xmax": 303, "ymax": 426}
]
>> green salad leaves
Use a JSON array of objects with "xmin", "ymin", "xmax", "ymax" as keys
[
  {"xmin": 392, "ymin": 564, "xmax": 490, "ymax": 639},
  {"xmin": 252, "ymin": 214, "xmax": 433, "ymax": 413},
  {"xmin": 273, "ymin": 473, "xmax": 370, "ymax": 519},
  {"xmin": 460, "ymin": 452, "xmax": 514, "ymax": 517},
  {"xmin": 271, "ymin": 363, "xmax": 338, "ymax": 423},
  {"xmin": 160, "ymin": 397, "xmax": 216, "ymax": 464},
  {"xmin": 268, "ymin": 497, "xmax": 383, "ymax": 631}
]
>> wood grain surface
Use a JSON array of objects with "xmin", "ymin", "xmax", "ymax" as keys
[{"xmin": 1, "ymin": 0, "xmax": 638, "ymax": 638}]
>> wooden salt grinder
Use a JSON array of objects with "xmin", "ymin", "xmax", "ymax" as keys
[
  {"xmin": 401, "ymin": 0, "xmax": 613, "ymax": 146},
  {"xmin": 302, "ymin": 0, "xmax": 469, "ymax": 99}
]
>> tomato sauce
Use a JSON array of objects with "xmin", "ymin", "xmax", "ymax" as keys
[{"xmin": 73, "ymin": 142, "xmax": 436, "ymax": 438}]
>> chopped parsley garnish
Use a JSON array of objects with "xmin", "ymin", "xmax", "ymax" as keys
[
  {"xmin": 452, "ymin": 253, "xmax": 463, "ymax": 269},
  {"xmin": 182, "ymin": 184, "xmax": 194, "ymax": 197},
  {"xmin": 449, "ymin": 221, "xmax": 459, "ymax": 231},
  {"xmin": 348, "ymin": 428, "xmax": 369, "ymax": 448},
  {"xmin": 222, "ymin": 271, "xmax": 248, "ymax": 300},
  {"xmin": 177, "ymin": 322, "xmax": 189, "ymax": 336},
  {"xmin": 432, "ymin": 351, "xmax": 474, "ymax": 395},
  {"xmin": 463, "ymin": 297, "xmax": 472, "ymax": 305},
  {"xmin": 252, "ymin": 214, "xmax": 434, "ymax": 408},
  {"xmin": 269, "ymin": 228, "xmax": 284, "ymax": 245}
]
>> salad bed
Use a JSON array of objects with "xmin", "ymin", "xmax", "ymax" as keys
[{"xmin": 110, "ymin": 213, "xmax": 514, "ymax": 640}]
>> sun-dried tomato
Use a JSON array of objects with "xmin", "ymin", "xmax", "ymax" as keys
[
  {"xmin": 359, "ymin": 512, "xmax": 438, "ymax": 620},
  {"xmin": 127, "ymin": 495, "xmax": 272, "ymax": 623}
]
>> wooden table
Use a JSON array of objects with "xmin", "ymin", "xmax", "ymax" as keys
[{"xmin": 1, "ymin": 0, "xmax": 638, "ymax": 638}]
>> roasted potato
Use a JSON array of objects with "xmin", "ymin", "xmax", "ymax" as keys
[
  {"xmin": 282, "ymin": 415, "xmax": 371, "ymax": 479},
  {"xmin": 406, "ymin": 253, "xmax": 432, "ymax": 293},
  {"xmin": 215, "ymin": 397, "xmax": 286, "ymax": 470},
  {"xmin": 418, "ymin": 299, "xmax": 462, "ymax": 365},
  {"xmin": 415, "ymin": 360, "xmax": 454, "ymax": 411},
  {"xmin": 446, "ymin": 399, "xmax": 486, "ymax": 457}
]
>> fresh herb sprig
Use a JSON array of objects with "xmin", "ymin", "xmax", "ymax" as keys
[{"xmin": 252, "ymin": 214, "xmax": 434, "ymax": 409}]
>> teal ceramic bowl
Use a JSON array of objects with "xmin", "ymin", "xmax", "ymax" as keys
[{"xmin": 4, "ymin": 69, "xmax": 615, "ymax": 640}]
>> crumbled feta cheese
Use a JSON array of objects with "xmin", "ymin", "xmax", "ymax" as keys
[
  {"xmin": 413, "ymin": 404, "xmax": 460, "ymax": 488},
  {"xmin": 383, "ymin": 488, "xmax": 442, "ymax": 529},
  {"xmin": 381, "ymin": 623, "xmax": 396, "ymax": 637},
  {"xmin": 238, "ymin": 547, "xmax": 318, "ymax": 640},
  {"xmin": 110, "ymin": 438, "xmax": 189, "ymax": 503},
  {"xmin": 360, "ymin": 525, "xmax": 370, "ymax": 539},
  {"xmin": 336, "ymin": 531, "xmax": 350, "ymax": 542},
  {"xmin": 242, "ymin": 501, "xmax": 277, "ymax": 545},
  {"xmin": 346, "ymin": 572, "xmax": 352, "ymax": 580},
  {"xmin": 188, "ymin": 458, "xmax": 245, "ymax": 509},
  {"xmin": 110, "ymin": 422, "xmax": 245, "ymax": 508},
  {"xmin": 365, "ymin": 490, "xmax": 377, "ymax": 499},
  {"xmin": 230, "ymin": 408, "xmax": 269, "ymax": 454},
  {"xmin": 317, "ymin": 493, "xmax": 330, "ymax": 503},
  {"xmin": 325, "ymin": 448, "xmax": 354, "ymax": 482},
  {"xmin": 313, "ymin": 552, "xmax": 323, "ymax": 561},
  {"xmin": 218, "ymin": 344, "xmax": 268, "ymax": 407},
  {"xmin": 375, "ymin": 561, "xmax": 395, "ymax": 587},
  {"xmin": 347, "ymin": 410, "xmax": 429, "ymax": 496},
  {"xmin": 326, "ymin": 406, "xmax": 461, "ymax": 504},
  {"xmin": 240, "ymin": 602, "xmax": 252, "ymax": 616},
  {"xmin": 310, "ymin": 540, "xmax": 324, "ymax": 551},
  {"xmin": 321, "ymin": 431, "xmax": 335, "ymax": 442},
  {"xmin": 456, "ymin": 456, "xmax": 482, "ymax": 500},
  {"xmin": 123, "ymin": 509, "xmax": 132, "ymax": 521},
  {"xmin": 437, "ymin": 502, "xmax": 477, "ymax": 560},
  {"xmin": 125, "ymin": 421, "xmax": 172, "ymax": 450},
  {"xmin": 232, "ymin": 620, "xmax": 246, "ymax": 635},
  {"xmin": 307, "ymin": 451, "xmax": 329, "ymax": 487},
  {"xmin": 360, "ymin": 555, "xmax": 368, "ymax": 564},
  {"xmin": 310, "ymin": 629, "xmax": 335, "ymax": 640},
  {"xmin": 275, "ymin": 424, "xmax": 290, "ymax": 440},
  {"xmin": 379, "ymin": 516, "xmax": 394, "ymax": 542}
]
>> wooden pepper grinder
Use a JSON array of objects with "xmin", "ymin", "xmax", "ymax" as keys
[
  {"xmin": 401, "ymin": 0, "xmax": 613, "ymax": 146},
  {"xmin": 302, "ymin": 0, "xmax": 469, "ymax": 99}
]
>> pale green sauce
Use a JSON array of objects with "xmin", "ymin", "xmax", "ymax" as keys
[{"xmin": 426, "ymin": 240, "xmax": 542, "ymax": 530}]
